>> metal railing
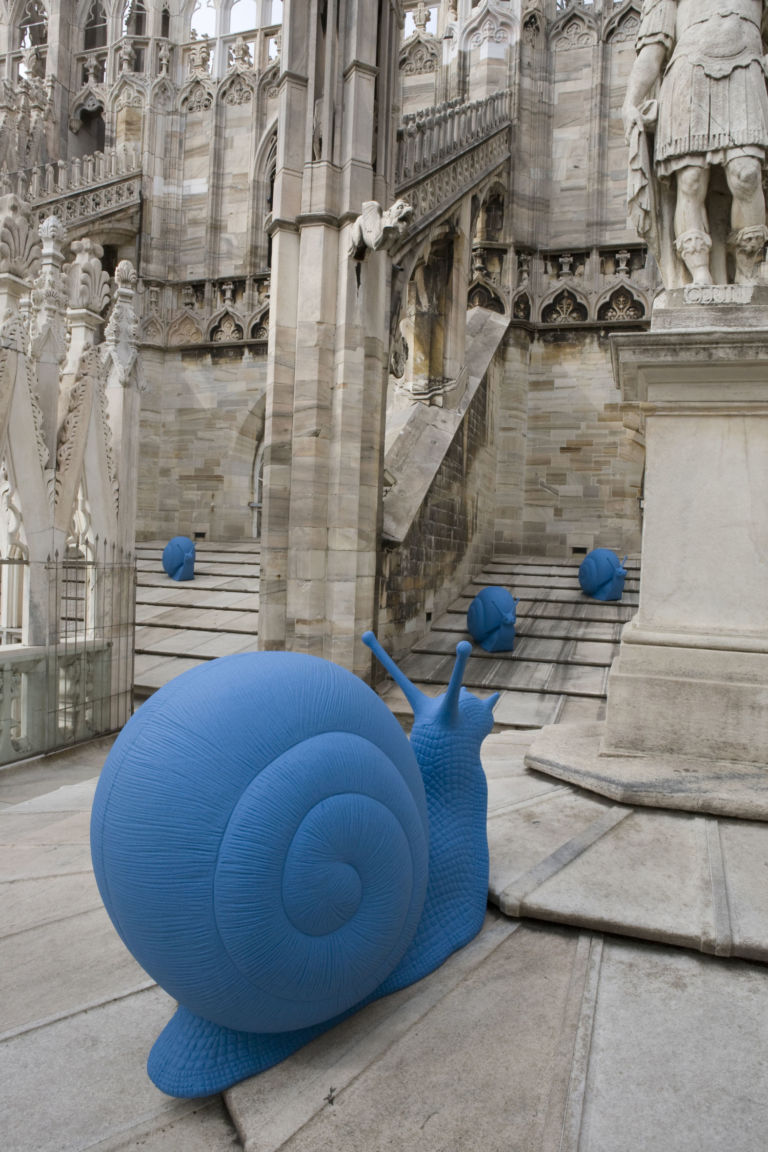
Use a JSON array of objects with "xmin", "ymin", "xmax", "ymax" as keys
[{"xmin": 0, "ymin": 544, "xmax": 135, "ymax": 766}]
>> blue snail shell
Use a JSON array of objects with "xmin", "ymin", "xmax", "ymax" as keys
[
  {"xmin": 467, "ymin": 586, "xmax": 518, "ymax": 652},
  {"xmin": 162, "ymin": 536, "xmax": 195, "ymax": 581},
  {"xmin": 90, "ymin": 652, "xmax": 429, "ymax": 1034},
  {"xmin": 578, "ymin": 549, "xmax": 627, "ymax": 602}
]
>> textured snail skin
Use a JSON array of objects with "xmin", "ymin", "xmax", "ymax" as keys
[
  {"xmin": 91, "ymin": 637, "xmax": 497, "ymax": 1098},
  {"xmin": 578, "ymin": 548, "xmax": 627, "ymax": 602},
  {"xmin": 161, "ymin": 535, "xmax": 195, "ymax": 581},
  {"xmin": 467, "ymin": 586, "xmax": 519, "ymax": 653}
]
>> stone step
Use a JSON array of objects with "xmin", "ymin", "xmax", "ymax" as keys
[
  {"xmin": 226, "ymin": 912, "xmax": 768, "ymax": 1152},
  {"xmin": 375, "ymin": 557, "xmax": 639, "ymax": 728}
]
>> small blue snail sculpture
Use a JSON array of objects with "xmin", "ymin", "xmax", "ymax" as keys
[
  {"xmin": 161, "ymin": 535, "xmax": 195, "ymax": 581},
  {"xmin": 90, "ymin": 631, "xmax": 498, "ymax": 1098},
  {"xmin": 578, "ymin": 548, "xmax": 627, "ymax": 602},
  {"xmin": 467, "ymin": 586, "xmax": 520, "ymax": 653}
]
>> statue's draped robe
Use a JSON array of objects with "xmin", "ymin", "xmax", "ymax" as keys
[
  {"xmin": 639, "ymin": 4, "xmax": 768, "ymax": 174},
  {"xmin": 630, "ymin": 0, "xmax": 768, "ymax": 284}
]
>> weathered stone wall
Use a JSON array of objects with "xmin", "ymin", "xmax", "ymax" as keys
[
  {"xmin": 136, "ymin": 349, "xmax": 267, "ymax": 542},
  {"xmin": 520, "ymin": 329, "xmax": 643, "ymax": 558},
  {"xmin": 494, "ymin": 327, "xmax": 531, "ymax": 554},
  {"xmin": 379, "ymin": 360, "xmax": 499, "ymax": 658}
]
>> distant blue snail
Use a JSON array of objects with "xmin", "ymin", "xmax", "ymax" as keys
[
  {"xmin": 467, "ymin": 586, "xmax": 520, "ymax": 652},
  {"xmin": 578, "ymin": 549, "xmax": 627, "ymax": 602},
  {"xmin": 161, "ymin": 535, "xmax": 195, "ymax": 581},
  {"xmin": 90, "ymin": 633, "xmax": 498, "ymax": 1098}
]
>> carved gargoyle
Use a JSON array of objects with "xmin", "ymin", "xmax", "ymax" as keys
[{"xmin": 348, "ymin": 199, "xmax": 414, "ymax": 260}]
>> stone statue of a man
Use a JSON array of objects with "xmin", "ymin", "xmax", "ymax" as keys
[{"xmin": 623, "ymin": 0, "xmax": 768, "ymax": 287}]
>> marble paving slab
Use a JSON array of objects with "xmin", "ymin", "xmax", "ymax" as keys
[{"xmin": 483, "ymin": 730, "xmax": 768, "ymax": 962}]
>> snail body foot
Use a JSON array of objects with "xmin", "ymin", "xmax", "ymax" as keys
[{"xmin": 148, "ymin": 894, "xmax": 488, "ymax": 1099}]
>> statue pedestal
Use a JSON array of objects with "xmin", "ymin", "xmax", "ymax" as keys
[{"xmin": 526, "ymin": 306, "xmax": 768, "ymax": 819}]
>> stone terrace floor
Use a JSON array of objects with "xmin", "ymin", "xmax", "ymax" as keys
[{"xmin": 2, "ymin": 553, "xmax": 768, "ymax": 1150}]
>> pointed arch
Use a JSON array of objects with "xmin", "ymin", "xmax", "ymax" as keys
[
  {"xmin": 604, "ymin": 1, "xmax": 641, "ymax": 45},
  {"xmin": 595, "ymin": 285, "xmax": 647, "ymax": 322},
  {"xmin": 208, "ymin": 306, "xmax": 244, "ymax": 341},
  {"xmin": 540, "ymin": 286, "xmax": 589, "ymax": 324},
  {"xmin": 550, "ymin": 7, "xmax": 597, "ymax": 50}
]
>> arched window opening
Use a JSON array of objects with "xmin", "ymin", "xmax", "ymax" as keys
[
  {"xmin": 269, "ymin": 0, "xmax": 282, "ymax": 22},
  {"xmin": 161, "ymin": 6, "xmax": 170, "ymax": 37},
  {"xmin": 122, "ymin": 0, "xmax": 147, "ymax": 37},
  {"xmin": 190, "ymin": 0, "xmax": 216, "ymax": 40},
  {"xmin": 78, "ymin": 105, "xmax": 106, "ymax": 151},
  {"xmin": 249, "ymin": 441, "xmax": 264, "ymax": 538},
  {"xmin": 84, "ymin": 0, "xmax": 108, "ymax": 50},
  {"xmin": 229, "ymin": 0, "xmax": 257, "ymax": 35},
  {"xmin": 17, "ymin": 0, "xmax": 47, "ymax": 49}
]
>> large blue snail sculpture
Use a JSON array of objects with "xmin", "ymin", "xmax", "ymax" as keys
[{"xmin": 91, "ymin": 632, "xmax": 498, "ymax": 1098}]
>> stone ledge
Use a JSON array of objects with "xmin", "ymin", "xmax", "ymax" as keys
[{"xmin": 524, "ymin": 721, "xmax": 768, "ymax": 820}]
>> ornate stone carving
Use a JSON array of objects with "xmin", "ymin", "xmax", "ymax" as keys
[
  {"xmin": 56, "ymin": 346, "xmax": 104, "ymax": 505},
  {"xmin": 389, "ymin": 331, "xmax": 408, "ymax": 379},
  {"xmin": 348, "ymin": 199, "xmax": 414, "ymax": 259},
  {"xmin": 229, "ymin": 37, "xmax": 252, "ymax": 70},
  {"xmin": 188, "ymin": 38, "xmax": 212, "ymax": 77},
  {"xmin": 0, "ymin": 195, "xmax": 41, "ymax": 280},
  {"xmin": 471, "ymin": 18, "xmax": 509, "ymax": 48},
  {"xmin": 168, "ymin": 312, "xmax": 203, "ymax": 345},
  {"xmin": 29, "ymin": 215, "xmax": 67, "ymax": 359},
  {"xmin": 0, "ymin": 459, "xmax": 24, "ymax": 557},
  {"xmin": 211, "ymin": 313, "xmax": 243, "ymax": 342},
  {"xmin": 597, "ymin": 287, "xmax": 645, "ymax": 322},
  {"xmin": 64, "ymin": 239, "xmax": 110, "ymax": 313},
  {"xmin": 250, "ymin": 311, "xmax": 269, "ymax": 341},
  {"xmin": 221, "ymin": 75, "xmax": 253, "ymax": 106},
  {"xmin": 103, "ymin": 260, "xmax": 141, "ymax": 386},
  {"xmin": 553, "ymin": 17, "xmax": 597, "ymax": 50},
  {"xmin": 513, "ymin": 291, "xmax": 531, "ymax": 320},
  {"xmin": 26, "ymin": 356, "xmax": 51, "ymax": 475},
  {"xmin": 183, "ymin": 81, "xmax": 213, "ymax": 112},
  {"xmin": 609, "ymin": 13, "xmax": 640, "ymax": 45},
  {"xmin": 400, "ymin": 36, "xmax": 439, "ymax": 75},
  {"xmin": 542, "ymin": 289, "xmax": 588, "ymax": 324}
]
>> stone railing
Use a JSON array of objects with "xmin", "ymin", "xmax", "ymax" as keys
[
  {"xmin": 396, "ymin": 89, "xmax": 512, "ymax": 188},
  {"xmin": 0, "ymin": 144, "xmax": 142, "ymax": 205}
]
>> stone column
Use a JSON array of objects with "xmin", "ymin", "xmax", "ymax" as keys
[
  {"xmin": 526, "ymin": 291, "xmax": 768, "ymax": 818},
  {"xmin": 605, "ymin": 310, "xmax": 768, "ymax": 767},
  {"xmin": 260, "ymin": 0, "xmax": 397, "ymax": 677}
]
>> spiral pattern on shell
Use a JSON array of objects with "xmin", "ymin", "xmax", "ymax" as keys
[{"xmin": 91, "ymin": 652, "xmax": 429, "ymax": 1034}]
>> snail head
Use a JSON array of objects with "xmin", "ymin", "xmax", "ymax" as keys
[{"xmin": 362, "ymin": 631, "xmax": 498, "ymax": 739}]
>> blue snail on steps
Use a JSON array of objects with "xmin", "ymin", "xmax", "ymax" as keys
[
  {"xmin": 161, "ymin": 535, "xmax": 195, "ymax": 581},
  {"xmin": 467, "ymin": 586, "xmax": 520, "ymax": 652},
  {"xmin": 90, "ymin": 632, "xmax": 498, "ymax": 1098},
  {"xmin": 578, "ymin": 548, "xmax": 627, "ymax": 602}
]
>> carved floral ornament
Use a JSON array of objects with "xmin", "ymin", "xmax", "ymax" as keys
[
  {"xmin": 183, "ymin": 81, "xmax": 212, "ymax": 112},
  {"xmin": 541, "ymin": 289, "xmax": 588, "ymax": 324},
  {"xmin": 471, "ymin": 17, "xmax": 509, "ymax": 48},
  {"xmin": 221, "ymin": 74, "xmax": 253, "ymax": 106},
  {"xmin": 553, "ymin": 16, "xmax": 597, "ymax": 50},
  {"xmin": 211, "ymin": 313, "xmax": 243, "ymax": 342},
  {"xmin": 597, "ymin": 287, "xmax": 645, "ymax": 322},
  {"xmin": 400, "ymin": 37, "xmax": 439, "ymax": 75}
]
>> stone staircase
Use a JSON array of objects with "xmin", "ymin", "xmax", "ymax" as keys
[
  {"xmin": 133, "ymin": 540, "xmax": 260, "ymax": 699},
  {"xmin": 378, "ymin": 555, "xmax": 640, "ymax": 729},
  {"xmin": 132, "ymin": 547, "xmax": 639, "ymax": 722}
]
